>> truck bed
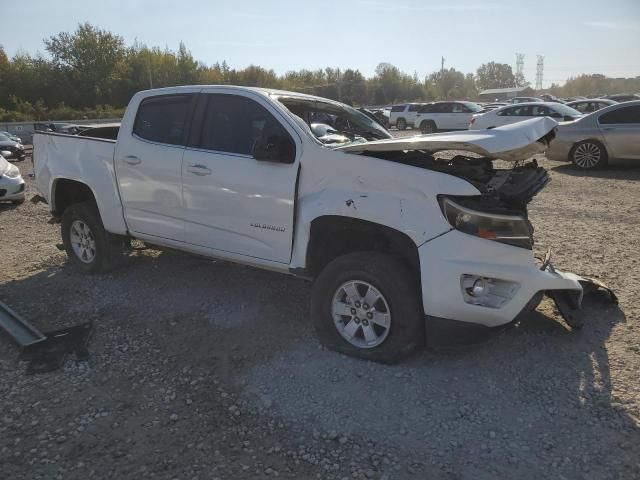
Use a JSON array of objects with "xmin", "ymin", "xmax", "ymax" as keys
[{"xmin": 32, "ymin": 132, "xmax": 128, "ymax": 235}]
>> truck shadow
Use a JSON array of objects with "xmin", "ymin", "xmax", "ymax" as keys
[{"xmin": 0, "ymin": 250, "xmax": 636, "ymax": 479}]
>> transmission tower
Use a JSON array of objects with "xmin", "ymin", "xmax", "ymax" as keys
[
  {"xmin": 535, "ymin": 55, "xmax": 544, "ymax": 90},
  {"xmin": 515, "ymin": 53, "xmax": 524, "ymax": 86}
]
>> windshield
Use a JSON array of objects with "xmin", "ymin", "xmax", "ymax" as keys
[
  {"xmin": 462, "ymin": 102, "xmax": 483, "ymax": 112},
  {"xmin": 552, "ymin": 104, "xmax": 583, "ymax": 116},
  {"xmin": 276, "ymin": 96, "xmax": 392, "ymax": 145}
]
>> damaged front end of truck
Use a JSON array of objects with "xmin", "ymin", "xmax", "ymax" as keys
[{"xmin": 339, "ymin": 117, "xmax": 616, "ymax": 337}]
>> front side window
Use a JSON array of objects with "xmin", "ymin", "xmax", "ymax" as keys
[
  {"xmin": 133, "ymin": 94, "xmax": 193, "ymax": 145},
  {"xmin": 408, "ymin": 104, "xmax": 421, "ymax": 112},
  {"xmin": 391, "ymin": 105, "xmax": 406, "ymax": 112},
  {"xmin": 599, "ymin": 106, "xmax": 640, "ymax": 125},
  {"xmin": 196, "ymin": 94, "xmax": 292, "ymax": 156}
]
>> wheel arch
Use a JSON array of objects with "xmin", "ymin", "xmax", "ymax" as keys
[
  {"xmin": 305, "ymin": 215, "xmax": 421, "ymax": 287},
  {"xmin": 51, "ymin": 178, "xmax": 98, "ymax": 217}
]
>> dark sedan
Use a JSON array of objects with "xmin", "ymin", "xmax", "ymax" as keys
[{"xmin": 0, "ymin": 133, "xmax": 26, "ymax": 161}]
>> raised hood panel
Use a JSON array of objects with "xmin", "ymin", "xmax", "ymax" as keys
[{"xmin": 338, "ymin": 117, "xmax": 558, "ymax": 162}]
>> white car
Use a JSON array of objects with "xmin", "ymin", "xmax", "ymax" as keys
[
  {"xmin": 414, "ymin": 101, "xmax": 483, "ymax": 133},
  {"xmin": 388, "ymin": 103, "xmax": 425, "ymax": 130},
  {"xmin": 33, "ymin": 86, "xmax": 588, "ymax": 363},
  {"xmin": 470, "ymin": 102, "xmax": 583, "ymax": 130},
  {"xmin": 0, "ymin": 153, "xmax": 26, "ymax": 204}
]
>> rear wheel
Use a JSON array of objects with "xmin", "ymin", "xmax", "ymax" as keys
[
  {"xmin": 570, "ymin": 140, "xmax": 608, "ymax": 169},
  {"xmin": 311, "ymin": 252, "xmax": 424, "ymax": 363},
  {"xmin": 61, "ymin": 201, "xmax": 121, "ymax": 273},
  {"xmin": 420, "ymin": 121, "xmax": 436, "ymax": 134},
  {"xmin": 396, "ymin": 118, "xmax": 407, "ymax": 130}
]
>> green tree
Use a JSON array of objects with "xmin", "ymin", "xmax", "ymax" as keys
[
  {"xmin": 44, "ymin": 22, "xmax": 126, "ymax": 106},
  {"xmin": 475, "ymin": 62, "xmax": 516, "ymax": 90}
]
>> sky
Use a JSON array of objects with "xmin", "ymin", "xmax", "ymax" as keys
[{"xmin": 1, "ymin": 0, "xmax": 639, "ymax": 87}]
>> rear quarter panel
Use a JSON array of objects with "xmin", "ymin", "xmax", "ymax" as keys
[{"xmin": 33, "ymin": 133, "xmax": 128, "ymax": 234}]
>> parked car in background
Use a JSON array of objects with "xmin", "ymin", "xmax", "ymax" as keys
[
  {"xmin": 479, "ymin": 102, "xmax": 508, "ymax": 112},
  {"xmin": 389, "ymin": 103, "xmax": 425, "ymax": 130},
  {"xmin": 469, "ymin": 102, "xmax": 583, "ymax": 130},
  {"xmin": 539, "ymin": 94, "xmax": 563, "ymax": 103},
  {"xmin": 603, "ymin": 93, "xmax": 640, "ymax": 103},
  {"xmin": 0, "ymin": 131, "xmax": 22, "ymax": 143},
  {"xmin": 546, "ymin": 100, "xmax": 640, "ymax": 169},
  {"xmin": 34, "ymin": 122, "xmax": 82, "ymax": 135},
  {"xmin": 414, "ymin": 101, "xmax": 483, "ymax": 133},
  {"xmin": 566, "ymin": 98, "xmax": 617, "ymax": 114},
  {"xmin": 510, "ymin": 96, "xmax": 544, "ymax": 104},
  {"xmin": 0, "ymin": 153, "xmax": 26, "ymax": 204},
  {"xmin": 0, "ymin": 133, "xmax": 26, "ymax": 160}
]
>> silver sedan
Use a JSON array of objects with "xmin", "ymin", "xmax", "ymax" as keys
[{"xmin": 546, "ymin": 100, "xmax": 640, "ymax": 169}]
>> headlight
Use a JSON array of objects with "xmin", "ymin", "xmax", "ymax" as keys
[
  {"xmin": 439, "ymin": 196, "xmax": 533, "ymax": 249},
  {"xmin": 4, "ymin": 164, "xmax": 21, "ymax": 179}
]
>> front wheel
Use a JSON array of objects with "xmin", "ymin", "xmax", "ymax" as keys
[
  {"xmin": 571, "ymin": 140, "xmax": 608, "ymax": 169},
  {"xmin": 420, "ymin": 121, "xmax": 436, "ymax": 134},
  {"xmin": 311, "ymin": 252, "xmax": 424, "ymax": 363},
  {"xmin": 61, "ymin": 201, "xmax": 120, "ymax": 273}
]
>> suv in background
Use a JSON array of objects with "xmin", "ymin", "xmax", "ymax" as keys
[
  {"xmin": 603, "ymin": 93, "xmax": 640, "ymax": 103},
  {"xmin": 414, "ymin": 101, "xmax": 482, "ymax": 133},
  {"xmin": 389, "ymin": 103, "xmax": 424, "ymax": 130},
  {"xmin": 510, "ymin": 97, "xmax": 544, "ymax": 104}
]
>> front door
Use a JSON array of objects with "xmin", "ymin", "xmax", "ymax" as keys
[
  {"xmin": 115, "ymin": 92, "xmax": 199, "ymax": 241},
  {"xmin": 181, "ymin": 91, "xmax": 300, "ymax": 263},
  {"xmin": 598, "ymin": 105, "xmax": 640, "ymax": 159}
]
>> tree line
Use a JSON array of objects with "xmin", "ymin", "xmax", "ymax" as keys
[{"xmin": 0, "ymin": 23, "xmax": 638, "ymax": 122}]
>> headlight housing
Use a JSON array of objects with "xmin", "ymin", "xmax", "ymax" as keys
[
  {"xmin": 3, "ymin": 164, "xmax": 21, "ymax": 179},
  {"xmin": 439, "ymin": 196, "xmax": 533, "ymax": 249}
]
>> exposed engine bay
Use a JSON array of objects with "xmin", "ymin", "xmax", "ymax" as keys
[{"xmin": 359, "ymin": 149, "xmax": 550, "ymax": 209}]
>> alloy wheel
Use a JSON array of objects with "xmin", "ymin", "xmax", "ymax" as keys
[
  {"xmin": 69, "ymin": 220, "xmax": 97, "ymax": 264},
  {"xmin": 574, "ymin": 142, "xmax": 601, "ymax": 169},
  {"xmin": 331, "ymin": 280, "xmax": 391, "ymax": 349}
]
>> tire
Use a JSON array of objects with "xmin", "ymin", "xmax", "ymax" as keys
[
  {"xmin": 570, "ymin": 140, "xmax": 608, "ymax": 169},
  {"xmin": 311, "ymin": 251, "xmax": 424, "ymax": 363},
  {"xmin": 11, "ymin": 198, "xmax": 25, "ymax": 205},
  {"xmin": 420, "ymin": 121, "xmax": 436, "ymax": 134},
  {"xmin": 61, "ymin": 201, "xmax": 121, "ymax": 273},
  {"xmin": 396, "ymin": 118, "xmax": 407, "ymax": 130}
]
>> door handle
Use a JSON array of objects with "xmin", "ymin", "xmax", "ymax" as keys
[
  {"xmin": 186, "ymin": 164, "xmax": 212, "ymax": 176},
  {"xmin": 123, "ymin": 155, "xmax": 141, "ymax": 165}
]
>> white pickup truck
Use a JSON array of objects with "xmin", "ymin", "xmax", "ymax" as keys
[{"xmin": 33, "ymin": 85, "xmax": 587, "ymax": 363}]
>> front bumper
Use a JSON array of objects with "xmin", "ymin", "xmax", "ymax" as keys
[
  {"xmin": 0, "ymin": 176, "xmax": 26, "ymax": 201},
  {"xmin": 418, "ymin": 230, "xmax": 583, "ymax": 329}
]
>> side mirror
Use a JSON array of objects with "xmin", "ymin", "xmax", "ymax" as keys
[
  {"xmin": 563, "ymin": 115, "xmax": 575, "ymax": 121},
  {"xmin": 252, "ymin": 135, "xmax": 295, "ymax": 164}
]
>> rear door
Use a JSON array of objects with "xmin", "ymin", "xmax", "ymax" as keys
[
  {"xmin": 181, "ymin": 90, "xmax": 300, "ymax": 263},
  {"xmin": 115, "ymin": 91, "xmax": 199, "ymax": 241},
  {"xmin": 598, "ymin": 105, "xmax": 640, "ymax": 159}
]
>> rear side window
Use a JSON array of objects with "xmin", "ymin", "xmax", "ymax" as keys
[
  {"xmin": 133, "ymin": 94, "xmax": 193, "ymax": 145},
  {"xmin": 391, "ymin": 105, "xmax": 406, "ymax": 112},
  {"xmin": 195, "ymin": 94, "xmax": 292, "ymax": 156},
  {"xmin": 599, "ymin": 106, "xmax": 640, "ymax": 124}
]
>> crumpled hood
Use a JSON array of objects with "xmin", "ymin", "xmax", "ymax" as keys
[
  {"xmin": 0, "ymin": 155, "xmax": 9, "ymax": 176},
  {"xmin": 338, "ymin": 117, "xmax": 558, "ymax": 162}
]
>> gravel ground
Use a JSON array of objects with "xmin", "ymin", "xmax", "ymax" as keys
[{"xmin": 0, "ymin": 142, "xmax": 639, "ymax": 480}]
